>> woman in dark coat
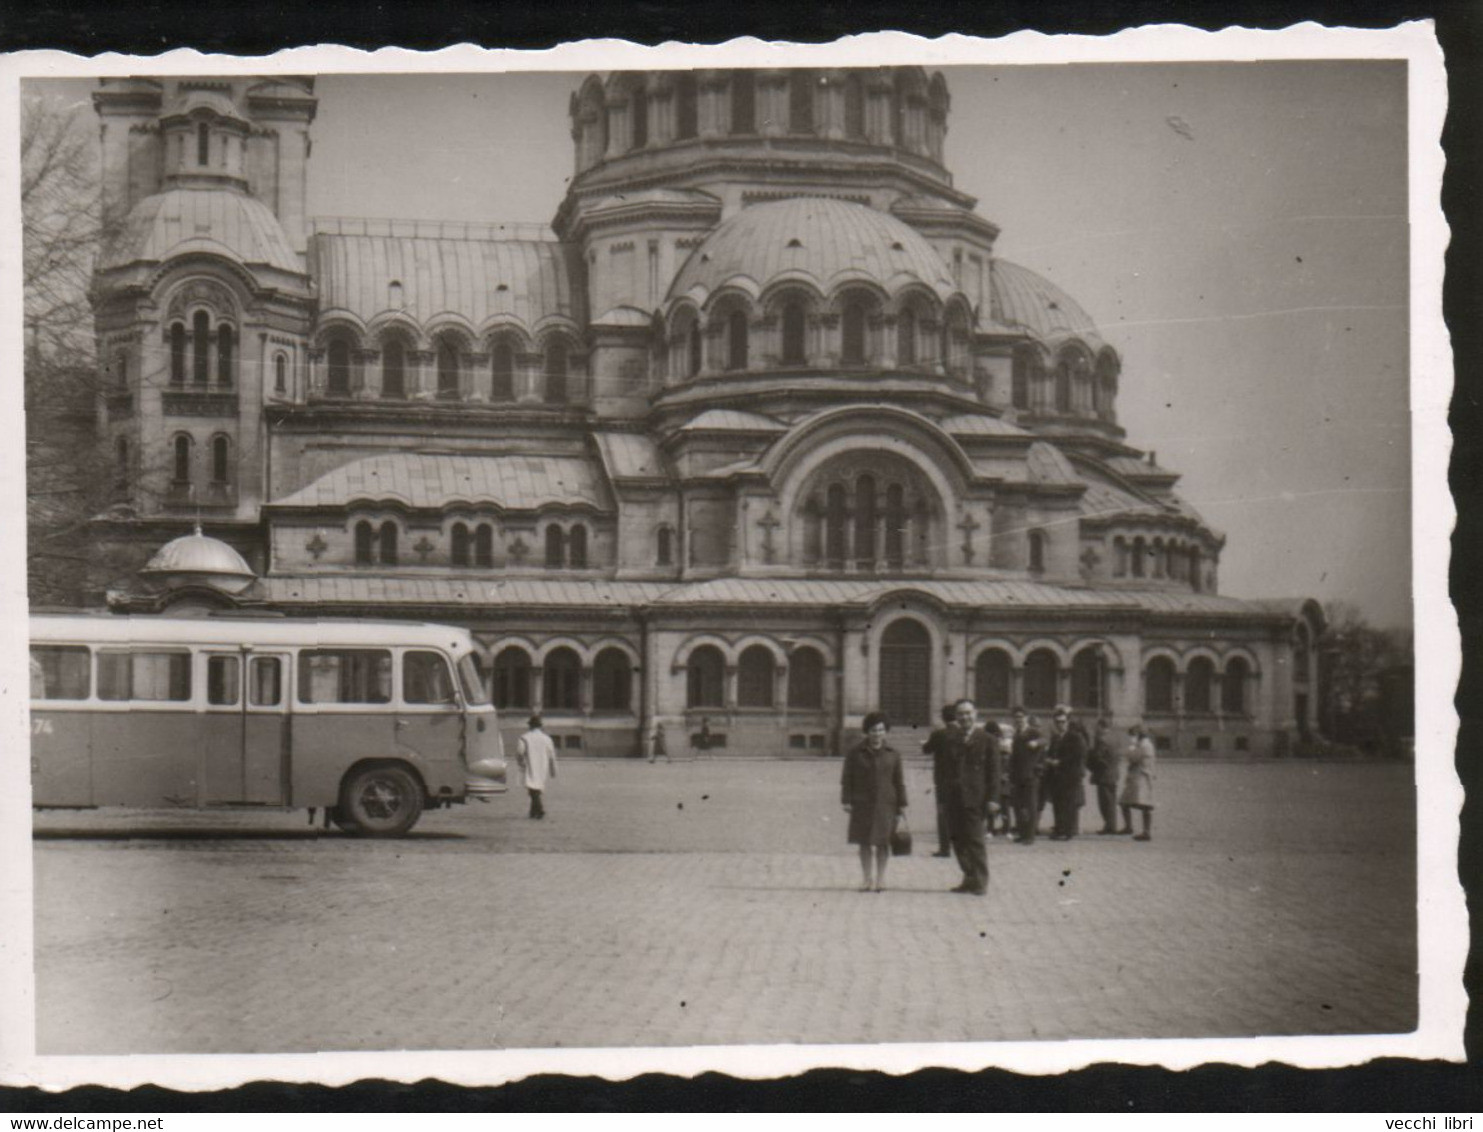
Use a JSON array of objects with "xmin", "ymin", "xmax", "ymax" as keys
[{"xmin": 841, "ymin": 711, "xmax": 907, "ymax": 892}]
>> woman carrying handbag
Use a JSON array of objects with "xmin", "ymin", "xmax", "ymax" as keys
[{"xmin": 841, "ymin": 711, "xmax": 907, "ymax": 892}]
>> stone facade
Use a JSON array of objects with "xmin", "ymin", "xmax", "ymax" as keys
[{"xmin": 93, "ymin": 71, "xmax": 1325, "ymax": 758}]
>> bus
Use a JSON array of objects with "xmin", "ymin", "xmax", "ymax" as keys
[{"xmin": 28, "ymin": 612, "xmax": 507, "ymax": 836}]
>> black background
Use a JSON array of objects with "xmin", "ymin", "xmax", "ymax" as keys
[{"xmin": 3, "ymin": 0, "xmax": 1479, "ymax": 1112}]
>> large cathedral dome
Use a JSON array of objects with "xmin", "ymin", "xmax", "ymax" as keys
[
  {"xmin": 989, "ymin": 258, "xmax": 1106, "ymax": 350},
  {"xmin": 98, "ymin": 187, "xmax": 302, "ymax": 275},
  {"xmin": 667, "ymin": 196, "xmax": 958, "ymax": 306}
]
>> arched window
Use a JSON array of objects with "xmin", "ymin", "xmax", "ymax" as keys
[
  {"xmin": 216, "ymin": 324, "xmax": 234, "ymax": 387},
  {"xmin": 544, "ymin": 338, "xmax": 568, "ymax": 403},
  {"xmin": 1144, "ymin": 656, "xmax": 1176, "ymax": 714},
  {"xmin": 115, "ymin": 437, "xmax": 129, "ymax": 487},
  {"xmin": 1054, "ymin": 357, "xmax": 1072, "ymax": 412},
  {"xmin": 630, "ymin": 88, "xmax": 648, "ymax": 150},
  {"xmin": 113, "ymin": 352, "xmax": 128, "ymax": 389},
  {"xmin": 492, "ymin": 646, "xmax": 531, "ymax": 710},
  {"xmin": 730, "ymin": 71, "xmax": 756, "ymax": 134},
  {"xmin": 170, "ymin": 324, "xmax": 187, "ymax": 385},
  {"xmin": 542, "ymin": 647, "xmax": 581, "ymax": 711},
  {"xmin": 326, "ymin": 339, "xmax": 351, "ymax": 396},
  {"xmin": 1113, "ymin": 536, "xmax": 1129, "ymax": 578},
  {"xmin": 787, "ymin": 646, "xmax": 825, "ymax": 710},
  {"xmin": 973, "ymin": 649, "xmax": 1013, "ymax": 711},
  {"xmin": 474, "ymin": 524, "xmax": 494, "ymax": 568},
  {"xmin": 687, "ymin": 321, "xmax": 703, "ymax": 378},
  {"xmin": 737, "ymin": 644, "xmax": 776, "ymax": 708},
  {"xmin": 545, "ymin": 525, "xmax": 566, "ymax": 568},
  {"xmin": 896, "ymin": 308, "xmax": 917, "ymax": 367},
  {"xmin": 172, "ymin": 434, "xmax": 192, "ymax": 484},
  {"xmin": 1223, "ymin": 657, "xmax": 1250, "ymax": 715},
  {"xmin": 1131, "ymin": 536, "xmax": 1146, "ymax": 578},
  {"xmin": 211, "ymin": 435, "xmax": 230, "ymax": 484},
  {"xmin": 1189, "ymin": 546, "xmax": 1203, "ymax": 593},
  {"xmin": 436, "ymin": 338, "xmax": 460, "ymax": 399},
  {"xmin": 1028, "ymin": 530, "xmax": 1046, "ymax": 574},
  {"xmin": 378, "ymin": 521, "xmax": 398, "ymax": 565},
  {"xmin": 841, "ymin": 297, "xmax": 867, "ymax": 365},
  {"xmin": 197, "ymin": 122, "xmax": 209, "ymax": 165},
  {"xmin": 354, "ymin": 521, "xmax": 374, "ymax": 565},
  {"xmin": 193, "ymin": 311, "xmax": 210, "ymax": 385},
  {"xmin": 884, "ymin": 483, "xmax": 905, "ymax": 570},
  {"xmin": 825, "ymin": 482, "xmax": 848, "ymax": 568},
  {"xmin": 854, "ymin": 474, "xmax": 877, "ymax": 567},
  {"xmin": 789, "ymin": 71, "xmax": 815, "ymax": 132},
  {"xmin": 450, "ymin": 523, "xmax": 470, "ymax": 567},
  {"xmin": 1023, "ymin": 649, "xmax": 1059, "ymax": 712},
  {"xmin": 675, "ymin": 73, "xmax": 699, "ymax": 140},
  {"xmin": 568, "ymin": 523, "xmax": 588, "ymax": 569},
  {"xmin": 726, "ymin": 308, "xmax": 748, "ymax": 371},
  {"xmin": 1070, "ymin": 647, "xmax": 1104, "ymax": 711},
  {"xmin": 1151, "ymin": 538, "xmax": 1166, "ymax": 580},
  {"xmin": 844, "ymin": 73, "xmax": 866, "ymax": 138},
  {"xmin": 656, "ymin": 526, "xmax": 673, "ymax": 566},
  {"xmin": 1186, "ymin": 656, "xmax": 1216, "ymax": 715},
  {"xmin": 781, "ymin": 299, "xmax": 806, "ymax": 365},
  {"xmin": 1011, "ymin": 346, "xmax": 1033, "ymax": 409},
  {"xmin": 490, "ymin": 337, "xmax": 515, "ymax": 401},
  {"xmin": 686, "ymin": 644, "xmax": 725, "ymax": 708},
  {"xmin": 382, "ymin": 339, "xmax": 406, "ymax": 399},
  {"xmin": 274, "ymin": 353, "xmax": 287, "ymax": 393},
  {"xmin": 592, "ymin": 647, "xmax": 632, "ymax": 712}
]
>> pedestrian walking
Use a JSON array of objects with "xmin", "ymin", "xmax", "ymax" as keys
[
  {"xmin": 841, "ymin": 711, "xmax": 907, "ymax": 892},
  {"xmin": 1119, "ymin": 723, "xmax": 1157, "ymax": 840},
  {"xmin": 1007, "ymin": 706, "xmax": 1045, "ymax": 844},
  {"xmin": 942, "ymin": 699, "xmax": 1000, "ymax": 895},
  {"xmin": 921, "ymin": 702, "xmax": 958, "ymax": 857},
  {"xmin": 1086, "ymin": 717, "xmax": 1121, "ymax": 833},
  {"xmin": 1045, "ymin": 704, "xmax": 1087, "ymax": 839},
  {"xmin": 649, "ymin": 721, "xmax": 670, "ymax": 763},
  {"xmin": 517, "ymin": 714, "xmax": 558, "ymax": 819}
]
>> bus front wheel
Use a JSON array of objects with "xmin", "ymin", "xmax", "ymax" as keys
[{"xmin": 339, "ymin": 764, "xmax": 424, "ymax": 837}]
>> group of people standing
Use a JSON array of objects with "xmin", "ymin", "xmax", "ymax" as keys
[{"xmin": 840, "ymin": 702, "xmax": 1158, "ymax": 896}]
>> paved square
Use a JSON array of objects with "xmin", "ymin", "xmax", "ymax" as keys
[{"xmin": 31, "ymin": 758, "xmax": 1416, "ymax": 1053}]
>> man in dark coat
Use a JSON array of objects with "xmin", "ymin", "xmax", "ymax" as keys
[
  {"xmin": 941, "ymin": 698, "xmax": 1001, "ymax": 895},
  {"xmin": 1085, "ymin": 716, "xmax": 1121, "ymax": 833},
  {"xmin": 1007, "ymin": 706, "xmax": 1045, "ymax": 843},
  {"xmin": 921, "ymin": 703, "xmax": 958, "ymax": 857},
  {"xmin": 1045, "ymin": 705, "xmax": 1089, "ymax": 840}
]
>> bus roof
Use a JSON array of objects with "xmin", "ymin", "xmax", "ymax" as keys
[{"xmin": 30, "ymin": 613, "xmax": 477, "ymax": 653}]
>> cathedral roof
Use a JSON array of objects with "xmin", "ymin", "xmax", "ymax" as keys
[
  {"xmin": 676, "ymin": 409, "xmax": 787, "ymax": 433},
  {"xmin": 272, "ymin": 453, "xmax": 610, "ymax": 512},
  {"xmin": 310, "ymin": 226, "xmax": 578, "ymax": 335},
  {"xmin": 99, "ymin": 188, "xmax": 301, "ymax": 274},
  {"xmin": 592, "ymin": 433, "xmax": 668, "ymax": 482},
  {"xmin": 938, "ymin": 412, "xmax": 1031, "ymax": 438},
  {"xmin": 667, "ymin": 197, "xmax": 958, "ymax": 306},
  {"xmin": 990, "ymin": 259, "xmax": 1106, "ymax": 349}
]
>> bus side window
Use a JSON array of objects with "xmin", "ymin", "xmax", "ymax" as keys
[
  {"xmin": 298, "ymin": 649, "xmax": 393, "ymax": 704},
  {"xmin": 99, "ymin": 650, "xmax": 191, "ymax": 701},
  {"xmin": 30, "ymin": 645, "xmax": 91, "ymax": 700},
  {"xmin": 404, "ymin": 650, "xmax": 456, "ymax": 705},
  {"xmin": 207, "ymin": 655, "xmax": 240, "ymax": 706},
  {"xmin": 250, "ymin": 657, "xmax": 282, "ymax": 706}
]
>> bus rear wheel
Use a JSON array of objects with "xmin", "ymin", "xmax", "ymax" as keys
[{"xmin": 339, "ymin": 764, "xmax": 424, "ymax": 837}]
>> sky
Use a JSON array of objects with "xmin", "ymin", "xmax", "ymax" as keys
[{"xmin": 28, "ymin": 60, "xmax": 1415, "ymax": 627}]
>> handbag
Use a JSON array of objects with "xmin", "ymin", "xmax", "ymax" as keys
[{"xmin": 889, "ymin": 814, "xmax": 913, "ymax": 857}]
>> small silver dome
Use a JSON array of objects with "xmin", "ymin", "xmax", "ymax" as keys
[{"xmin": 140, "ymin": 529, "xmax": 256, "ymax": 594}]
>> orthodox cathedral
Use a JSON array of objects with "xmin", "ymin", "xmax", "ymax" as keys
[{"xmin": 89, "ymin": 70, "xmax": 1324, "ymax": 758}]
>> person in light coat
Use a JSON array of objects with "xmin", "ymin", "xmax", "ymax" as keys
[
  {"xmin": 517, "ymin": 714, "xmax": 558, "ymax": 819},
  {"xmin": 1119, "ymin": 723, "xmax": 1156, "ymax": 840}
]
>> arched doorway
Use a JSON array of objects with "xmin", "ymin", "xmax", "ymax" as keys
[{"xmin": 879, "ymin": 618, "xmax": 931, "ymax": 727}]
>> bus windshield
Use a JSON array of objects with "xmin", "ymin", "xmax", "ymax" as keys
[{"xmin": 457, "ymin": 653, "xmax": 490, "ymax": 705}]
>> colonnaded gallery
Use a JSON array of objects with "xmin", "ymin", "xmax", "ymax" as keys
[{"xmin": 89, "ymin": 70, "xmax": 1325, "ymax": 758}]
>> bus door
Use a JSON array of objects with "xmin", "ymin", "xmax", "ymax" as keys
[
  {"xmin": 202, "ymin": 650, "xmax": 289, "ymax": 805},
  {"xmin": 397, "ymin": 649, "xmax": 465, "ymax": 784}
]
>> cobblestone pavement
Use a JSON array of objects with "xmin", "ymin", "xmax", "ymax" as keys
[{"xmin": 30, "ymin": 759, "xmax": 1416, "ymax": 1054}]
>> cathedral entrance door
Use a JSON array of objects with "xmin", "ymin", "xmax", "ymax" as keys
[{"xmin": 879, "ymin": 618, "xmax": 932, "ymax": 728}]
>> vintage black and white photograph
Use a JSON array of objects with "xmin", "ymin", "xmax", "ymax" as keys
[{"xmin": 3, "ymin": 27, "xmax": 1457, "ymax": 1085}]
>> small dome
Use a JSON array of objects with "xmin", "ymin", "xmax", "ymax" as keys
[
  {"xmin": 99, "ymin": 188, "xmax": 301, "ymax": 275},
  {"xmin": 667, "ymin": 197, "xmax": 958, "ymax": 307},
  {"xmin": 990, "ymin": 259, "xmax": 1105, "ymax": 349},
  {"xmin": 141, "ymin": 531, "xmax": 256, "ymax": 594}
]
